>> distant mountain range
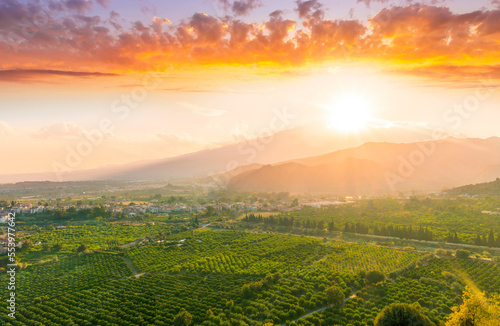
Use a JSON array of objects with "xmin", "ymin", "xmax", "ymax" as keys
[
  {"xmin": 0, "ymin": 121, "xmax": 435, "ymax": 183},
  {"xmin": 227, "ymin": 137, "xmax": 500, "ymax": 194},
  {"xmin": 3, "ymin": 122, "xmax": 500, "ymax": 195}
]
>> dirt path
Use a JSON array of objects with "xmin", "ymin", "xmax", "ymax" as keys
[
  {"xmin": 284, "ymin": 291, "xmax": 358, "ymax": 325},
  {"xmin": 120, "ymin": 236, "xmax": 146, "ymax": 249},
  {"xmin": 196, "ymin": 223, "xmax": 211, "ymax": 230},
  {"xmin": 122, "ymin": 256, "xmax": 140, "ymax": 276}
]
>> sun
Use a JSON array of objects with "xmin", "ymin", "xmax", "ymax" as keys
[{"xmin": 326, "ymin": 93, "xmax": 372, "ymax": 133}]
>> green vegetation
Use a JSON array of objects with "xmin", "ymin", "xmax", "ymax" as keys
[
  {"xmin": 24, "ymin": 224, "xmax": 182, "ymax": 251},
  {"xmin": 446, "ymin": 287, "xmax": 500, "ymax": 326},
  {"xmin": 241, "ymin": 198, "xmax": 500, "ymax": 247},
  {"xmin": 1, "ymin": 226, "xmax": 499, "ymax": 326},
  {"xmin": 445, "ymin": 178, "xmax": 500, "ymax": 198},
  {"xmin": 2, "ymin": 192, "xmax": 500, "ymax": 326},
  {"xmin": 374, "ymin": 303, "xmax": 436, "ymax": 326}
]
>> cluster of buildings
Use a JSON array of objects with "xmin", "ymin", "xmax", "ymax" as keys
[
  {"xmin": 0, "ymin": 197, "xmax": 350, "ymax": 220},
  {"xmin": 0, "ymin": 203, "xmax": 45, "ymax": 215}
]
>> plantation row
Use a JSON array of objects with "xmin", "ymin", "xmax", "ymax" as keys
[
  {"xmin": 0, "ymin": 252, "xmax": 132, "ymax": 303},
  {"xmin": 270, "ymin": 198, "xmax": 500, "ymax": 245},
  {"xmin": 403, "ymin": 257, "xmax": 500, "ymax": 294},
  {"xmin": 0, "ymin": 273, "xmax": 258, "ymax": 326},
  {"xmin": 0, "ymin": 267, "xmax": 366, "ymax": 325},
  {"xmin": 292, "ymin": 276, "xmax": 461, "ymax": 326},
  {"xmin": 126, "ymin": 231, "xmax": 328, "ymax": 274},
  {"xmin": 312, "ymin": 242, "xmax": 423, "ymax": 275},
  {"xmin": 125, "ymin": 231, "xmax": 425, "ymax": 277},
  {"xmin": 3, "ymin": 229, "xmax": 500, "ymax": 325},
  {"xmin": 25, "ymin": 224, "xmax": 179, "ymax": 251}
]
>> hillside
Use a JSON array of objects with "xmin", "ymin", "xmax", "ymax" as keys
[
  {"xmin": 445, "ymin": 178, "xmax": 500, "ymax": 197},
  {"xmin": 228, "ymin": 137, "xmax": 500, "ymax": 194},
  {"xmin": 0, "ymin": 121, "xmax": 436, "ymax": 183}
]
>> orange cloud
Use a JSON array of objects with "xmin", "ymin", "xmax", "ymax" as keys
[{"xmin": 1, "ymin": 1, "xmax": 499, "ymax": 80}]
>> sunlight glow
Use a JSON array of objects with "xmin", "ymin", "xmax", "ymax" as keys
[{"xmin": 327, "ymin": 93, "xmax": 372, "ymax": 133}]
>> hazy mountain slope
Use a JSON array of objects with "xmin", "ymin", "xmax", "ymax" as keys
[
  {"xmin": 445, "ymin": 178, "xmax": 500, "ymax": 197},
  {"xmin": 82, "ymin": 122, "xmax": 435, "ymax": 182},
  {"xmin": 229, "ymin": 158, "xmax": 388, "ymax": 194},
  {"xmin": 228, "ymin": 137, "xmax": 500, "ymax": 194}
]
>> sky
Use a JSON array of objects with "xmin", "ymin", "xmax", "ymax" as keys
[{"xmin": 1, "ymin": 0, "xmax": 500, "ymax": 177}]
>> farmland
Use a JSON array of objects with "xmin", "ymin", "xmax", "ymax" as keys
[{"xmin": 1, "ymin": 227, "xmax": 499, "ymax": 325}]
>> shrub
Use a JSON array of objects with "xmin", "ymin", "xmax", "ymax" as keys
[
  {"xmin": 374, "ymin": 303, "xmax": 435, "ymax": 326},
  {"xmin": 455, "ymin": 250, "xmax": 470, "ymax": 259},
  {"xmin": 367, "ymin": 271, "xmax": 385, "ymax": 284}
]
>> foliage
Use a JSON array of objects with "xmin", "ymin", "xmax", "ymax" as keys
[
  {"xmin": 241, "ymin": 198, "xmax": 500, "ymax": 246},
  {"xmin": 76, "ymin": 243, "xmax": 88, "ymax": 252},
  {"xmin": 446, "ymin": 287, "xmax": 500, "ymax": 326},
  {"xmin": 402, "ymin": 257, "xmax": 500, "ymax": 295},
  {"xmin": 445, "ymin": 178, "xmax": 500, "ymax": 197},
  {"xmin": 174, "ymin": 310, "xmax": 193, "ymax": 326},
  {"xmin": 455, "ymin": 250, "xmax": 471, "ymax": 259},
  {"xmin": 326, "ymin": 286, "xmax": 345, "ymax": 306},
  {"xmin": 366, "ymin": 270, "xmax": 385, "ymax": 284},
  {"xmin": 1, "ymin": 229, "xmax": 499, "ymax": 326},
  {"xmin": 374, "ymin": 303, "xmax": 436, "ymax": 326},
  {"xmin": 25, "ymin": 224, "xmax": 179, "ymax": 251}
]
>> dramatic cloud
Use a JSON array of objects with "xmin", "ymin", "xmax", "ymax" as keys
[
  {"xmin": 1, "ymin": 1, "xmax": 500, "ymax": 80},
  {"xmin": 295, "ymin": 0, "xmax": 323, "ymax": 20},
  {"xmin": 219, "ymin": 0, "xmax": 262, "ymax": 16},
  {"xmin": 367, "ymin": 5, "xmax": 500, "ymax": 63}
]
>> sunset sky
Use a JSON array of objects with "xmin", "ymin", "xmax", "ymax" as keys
[{"xmin": 1, "ymin": 0, "xmax": 500, "ymax": 177}]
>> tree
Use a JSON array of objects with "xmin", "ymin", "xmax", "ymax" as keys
[
  {"xmin": 328, "ymin": 219, "xmax": 335, "ymax": 232},
  {"xmin": 76, "ymin": 243, "xmax": 88, "ymax": 252},
  {"xmin": 52, "ymin": 243, "xmax": 63, "ymax": 252},
  {"xmin": 173, "ymin": 310, "xmax": 193, "ymax": 326},
  {"xmin": 488, "ymin": 229, "xmax": 495, "ymax": 247},
  {"xmin": 456, "ymin": 249, "xmax": 471, "ymax": 259},
  {"xmin": 326, "ymin": 285, "xmax": 345, "ymax": 307},
  {"xmin": 21, "ymin": 239, "xmax": 34, "ymax": 251},
  {"xmin": 366, "ymin": 270, "xmax": 385, "ymax": 284},
  {"xmin": 446, "ymin": 287, "xmax": 500, "ymax": 326},
  {"xmin": 375, "ymin": 303, "xmax": 435, "ymax": 326},
  {"xmin": 204, "ymin": 206, "xmax": 217, "ymax": 216}
]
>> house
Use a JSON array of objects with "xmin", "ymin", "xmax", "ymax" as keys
[{"xmin": 0, "ymin": 212, "xmax": 10, "ymax": 223}]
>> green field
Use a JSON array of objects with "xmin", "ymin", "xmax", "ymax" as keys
[{"xmin": 1, "ymin": 227, "xmax": 499, "ymax": 325}]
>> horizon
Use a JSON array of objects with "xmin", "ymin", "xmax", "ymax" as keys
[
  {"xmin": 1, "ymin": 133, "xmax": 500, "ymax": 184},
  {"xmin": 1, "ymin": 0, "xmax": 500, "ymax": 184}
]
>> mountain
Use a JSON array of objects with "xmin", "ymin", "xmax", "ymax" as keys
[
  {"xmin": 228, "ymin": 137, "xmax": 500, "ymax": 194},
  {"xmin": 229, "ymin": 159, "xmax": 388, "ymax": 193},
  {"xmin": 0, "ymin": 121, "xmax": 436, "ymax": 183},
  {"xmin": 104, "ymin": 121, "xmax": 437, "ymax": 182}
]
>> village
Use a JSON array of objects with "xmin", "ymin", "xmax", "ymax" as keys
[{"xmin": 0, "ymin": 196, "xmax": 351, "ymax": 222}]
